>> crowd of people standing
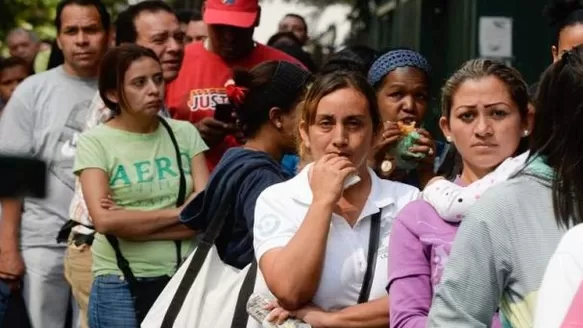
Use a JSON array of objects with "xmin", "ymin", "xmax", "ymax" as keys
[{"xmin": 0, "ymin": 0, "xmax": 583, "ymax": 327}]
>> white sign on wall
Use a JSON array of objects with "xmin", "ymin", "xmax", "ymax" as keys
[{"xmin": 479, "ymin": 17, "xmax": 513, "ymax": 58}]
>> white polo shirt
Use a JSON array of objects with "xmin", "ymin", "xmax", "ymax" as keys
[{"xmin": 253, "ymin": 164, "xmax": 420, "ymax": 311}]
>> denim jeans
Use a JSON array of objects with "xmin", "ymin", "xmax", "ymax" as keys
[
  {"xmin": 88, "ymin": 275, "xmax": 137, "ymax": 328},
  {"xmin": 0, "ymin": 280, "xmax": 9, "ymax": 324}
]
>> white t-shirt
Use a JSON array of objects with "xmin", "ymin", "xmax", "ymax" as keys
[
  {"xmin": 535, "ymin": 223, "xmax": 583, "ymax": 328},
  {"xmin": 253, "ymin": 164, "xmax": 420, "ymax": 311}
]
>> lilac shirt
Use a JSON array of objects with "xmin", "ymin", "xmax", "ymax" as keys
[{"xmin": 387, "ymin": 198, "xmax": 502, "ymax": 328}]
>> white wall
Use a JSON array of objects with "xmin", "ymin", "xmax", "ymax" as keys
[{"xmin": 254, "ymin": 0, "xmax": 351, "ymax": 47}]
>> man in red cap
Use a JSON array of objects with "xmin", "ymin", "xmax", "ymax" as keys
[{"xmin": 165, "ymin": 0, "xmax": 302, "ymax": 171}]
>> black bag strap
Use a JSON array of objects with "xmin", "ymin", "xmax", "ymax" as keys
[
  {"xmin": 159, "ymin": 117, "xmax": 187, "ymax": 269},
  {"xmin": 230, "ymin": 261, "xmax": 258, "ymax": 328},
  {"xmin": 158, "ymin": 117, "xmax": 187, "ymax": 209},
  {"xmin": 357, "ymin": 210, "xmax": 381, "ymax": 304},
  {"xmin": 56, "ymin": 219, "xmax": 94, "ymax": 243},
  {"xmin": 105, "ymin": 235, "xmax": 139, "ymax": 293},
  {"xmin": 161, "ymin": 166, "xmax": 260, "ymax": 328},
  {"xmin": 105, "ymin": 117, "xmax": 188, "ymax": 294},
  {"xmin": 160, "ymin": 198, "xmax": 236, "ymax": 327}
]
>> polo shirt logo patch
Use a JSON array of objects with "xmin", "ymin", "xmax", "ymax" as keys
[
  {"xmin": 255, "ymin": 214, "xmax": 282, "ymax": 238},
  {"xmin": 187, "ymin": 88, "xmax": 229, "ymax": 112},
  {"xmin": 222, "ymin": 0, "xmax": 235, "ymax": 5}
]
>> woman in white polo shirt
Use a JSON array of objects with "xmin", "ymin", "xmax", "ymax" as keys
[{"xmin": 253, "ymin": 71, "xmax": 420, "ymax": 327}]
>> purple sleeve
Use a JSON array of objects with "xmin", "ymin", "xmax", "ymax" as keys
[
  {"xmin": 492, "ymin": 312, "xmax": 502, "ymax": 328},
  {"xmin": 388, "ymin": 204, "xmax": 433, "ymax": 328}
]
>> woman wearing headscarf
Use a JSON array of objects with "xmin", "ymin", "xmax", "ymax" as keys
[{"xmin": 367, "ymin": 49, "xmax": 445, "ymax": 188}]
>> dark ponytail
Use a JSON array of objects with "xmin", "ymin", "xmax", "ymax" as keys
[
  {"xmin": 230, "ymin": 61, "xmax": 312, "ymax": 138},
  {"xmin": 232, "ymin": 69, "xmax": 255, "ymax": 89},
  {"xmin": 531, "ymin": 45, "xmax": 583, "ymax": 227}
]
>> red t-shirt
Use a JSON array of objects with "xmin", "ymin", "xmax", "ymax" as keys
[{"xmin": 165, "ymin": 42, "xmax": 302, "ymax": 171}]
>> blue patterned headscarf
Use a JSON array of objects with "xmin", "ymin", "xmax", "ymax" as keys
[{"xmin": 367, "ymin": 49, "xmax": 431, "ymax": 86}]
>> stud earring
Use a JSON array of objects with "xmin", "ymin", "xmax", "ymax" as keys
[
  {"xmin": 446, "ymin": 136, "xmax": 453, "ymax": 143},
  {"xmin": 523, "ymin": 130, "xmax": 529, "ymax": 137}
]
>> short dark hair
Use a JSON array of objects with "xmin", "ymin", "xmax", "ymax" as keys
[
  {"xmin": 55, "ymin": 0, "xmax": 110, "ymax": 33},
  {"xmin": 177, "ymin": 9, "xmax": 202, "ymax": 24},
  {"xmin": 0, "ymin": 57, "xmax": 32, "ymax": 77},
  {"xmin": 115, "ymin": 0, "xmax": 176, "ymax": 45},
  {"xmin": 283, "ymin": 13, "xmax": 308, "ymax": 33},
  {"xmin": 267, "ymin": 31, "xmax": 301, "ymax": 47},
  {"xmin": 531, "ymin": 44, "xmax": 583, "ymax": 227},
  {"xmin": 320, "ymin": 45, "xmax": 380, "ymax": 77},
  {"xmin": 98, "ymin": 44, "xmax": 160, "ymax": 112},
  {"xmin": 544, "ymin": 0, "xmax": 583, "ymax": 46},
  {"xmin": 272, "ymin": 43, "xmax": 317, "ymax": 72}
]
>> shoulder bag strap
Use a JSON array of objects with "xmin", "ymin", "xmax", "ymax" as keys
[
  {"xmin": 159, "ymin": 117, "xmax": 187, "ymax": 270},
  {"xmin": 105, "ymin": 118, "xmax": 187, "ymax": 294},
  {"xmin": 105, "ymin": 235, "xmax": 139, "ymax": 294},
  {"xmin": 230, "ymin": 261, "xmax": 258, "ymax": 328},
  {"xmin": 161, "ymin": 198, "xmax": 236, "ymax": 327},
  {"xmin": 161, "ymin": 165, "xmax": 263, "ymax": 328},
  {"xmin": 357, "ymin": 210, "xmax": 382, "ymax": 304}
]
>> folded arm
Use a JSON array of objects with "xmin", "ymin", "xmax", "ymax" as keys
[
  {"xmin": 80, "ymin": 168, "xmax": 182, "ymax": 238},
  {"xmin": 326, "ymin": 297, "xmax": 390, "ymax": 328}
]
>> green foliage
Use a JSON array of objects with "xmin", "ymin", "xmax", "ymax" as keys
[{"xmin": 0, "ymin": 0, "xmax": 128, "ymax": 47}]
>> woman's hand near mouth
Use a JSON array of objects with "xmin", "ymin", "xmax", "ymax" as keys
[
  {"xmin": 371, "ymin": 121, "xmax": 401, "ymax": 177},
  {"xmin": 310, "ymin": 154, "xmax": 358, "ymax": 205},
  {"xmin": 410, "ymin": 128, "xmax": 437, "ymax": 187}
]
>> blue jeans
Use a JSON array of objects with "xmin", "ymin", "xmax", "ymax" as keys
[
  {"xmin": 88, "ymin": 275, "xmax": 137, "ymax": 328},
  {"xmin": 0, "ymin": 280, "xmax": 9, "ymax": 324}
]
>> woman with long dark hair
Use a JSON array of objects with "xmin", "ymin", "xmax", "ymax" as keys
[{"xmin": 179, "ymin": 60, "xmax": 313, "ymax": 270}]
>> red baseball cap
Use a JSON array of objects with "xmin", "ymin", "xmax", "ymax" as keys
[{"xmin": 203, "ymin": 0, "xmax": 259, "ymax": 28}]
